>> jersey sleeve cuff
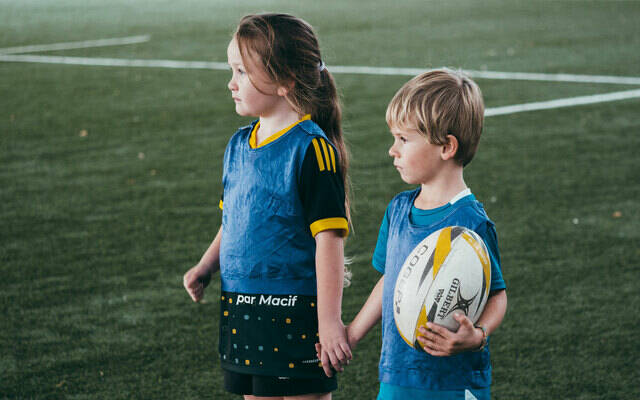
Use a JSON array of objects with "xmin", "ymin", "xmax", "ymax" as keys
[
  {"xmin": 372, "ymin": 261, "xmax": 385, "ymax": 274},
  {"xmin": 309, "ymin": 217, "xmax": 349, "ymax": 238}
]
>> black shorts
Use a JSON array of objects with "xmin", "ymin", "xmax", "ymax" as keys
[{"xmin": 223, "ymin": 369, "xmax": 337, "ymax": 397}]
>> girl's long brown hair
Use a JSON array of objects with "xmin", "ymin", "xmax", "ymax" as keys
[{"xmin": 235, "ymin": 13, "xmax": 351, "ymax": 224}]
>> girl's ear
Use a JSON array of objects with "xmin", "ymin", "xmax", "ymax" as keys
[
  {"xmin": 276, "ymin": 80, "xmax": 295, "ymax": 97},
  {"xmin": 441, "ymin": 134, "xmax": 459, "ymax": 161},
  {"xmin": 276, "ymin": 86, "xmax": 288, "ymax": 97}
]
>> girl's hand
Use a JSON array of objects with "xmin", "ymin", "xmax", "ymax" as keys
[
  {"xmin": 416, "ymin": 313, "xmax": 483, "ymax": 356},
  {"xmin": 315, "ymin": 323, "xmax": 358, "ymax": 371},
  {"xmin": 317, "ymin": 319, "xmax": 352, "ymax": 377},
  {"xmin": 183, "ymin": 263, "xmax": 213, "ymax": 302}
]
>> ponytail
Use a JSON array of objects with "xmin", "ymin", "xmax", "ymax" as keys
[{"xmin": 313, "ymin": 68, "xmax": 352, "ymax": 226}]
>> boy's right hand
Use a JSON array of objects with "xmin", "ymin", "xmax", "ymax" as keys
[{"xmin": 183, "ymin": 263, "xmax": 212, "ymax": 302}]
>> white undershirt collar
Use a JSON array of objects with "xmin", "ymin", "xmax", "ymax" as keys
[{"xmin": 449, "ymin": 188, "xmax": 472, "ymax": 205}]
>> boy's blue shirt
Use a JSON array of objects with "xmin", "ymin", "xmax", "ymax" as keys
[{"xmin": 372, "ymin": 188, "xmax": 506, "ymax": 391}]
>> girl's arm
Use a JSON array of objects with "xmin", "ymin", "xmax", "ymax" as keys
[
  {"xmin": 315, "ymin": 275, "xmax": 383, "ymax": 364},
  {"xmin": 183, "ymin": 226, "xmax": 222, "ymax": 302},
  {"xmin": 346, "ymin": 276, "xmax": 384, "ymax": 349},
  {"xmin": 315, "ymin": 229, "xmax": 352, "ymax": 377},
  {"xmin": 418, "ymin": 289, "xmax": 507, "ymax": 356}
]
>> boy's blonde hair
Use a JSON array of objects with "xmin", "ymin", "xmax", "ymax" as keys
[{"xmin": 386, "ymin": 69, "xmax": 485, "ymax": 166}]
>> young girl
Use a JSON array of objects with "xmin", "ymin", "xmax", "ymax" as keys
[{"xmin": 183, "ymin": 13, "xmax": 352, "ymax": 399}]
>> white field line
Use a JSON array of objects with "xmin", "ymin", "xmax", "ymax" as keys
[
  {"xmin": 1, "ymin": 52, "xmax": 639, "ymax": 86},
  {"xmin": 0, "ymin": 35, "xmax": 151, "ymax": 55},
  {"xmin": 0, "ymin": 54, "xmax": 227, "ymax": 69},
  {"xmin": 464, "ymin": 69, "xmax": 640, "ymax": 86},
  {"xmin": 329, "ymin": 65, "xmax": 640, "ymax": 86},
  {"xmin": 485, "ymin": 88, "xmax": 640, "ymax": 117},
  {"xmin": 1, "ymin": 53, "xmax": 639, "ymax": 116}
]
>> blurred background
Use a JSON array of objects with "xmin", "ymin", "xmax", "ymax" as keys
[{"xmin": 1, "ymin": 1, "xmax": 639, "ymax": 398}]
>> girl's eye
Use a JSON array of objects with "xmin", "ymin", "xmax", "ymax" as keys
[
  {"xmin": 238, "ymin": 68, "xmax": 245, "ymax": 75},
  {"xmin": 399, "ymin": 136, "xmax": 407, "ymax": 143}
]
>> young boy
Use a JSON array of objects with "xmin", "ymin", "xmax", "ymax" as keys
[{"xmin": 347, "ymin": 69, "xmax": 507, "ymax": 399}]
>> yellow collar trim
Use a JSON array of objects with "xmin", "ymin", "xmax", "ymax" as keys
[{"xmin": 249, "ymin": 114, "xmax": 311, "ymax": 149}]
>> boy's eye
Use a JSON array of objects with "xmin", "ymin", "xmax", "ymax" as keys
[{"xmin": 399, "ymin": 136, "xmax": 407, "ymax": 143}]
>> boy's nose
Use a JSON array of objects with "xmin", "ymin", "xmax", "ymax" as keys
[{"xmin": 388, "ymin": 145, "xmax": 398, "ymax": 158}]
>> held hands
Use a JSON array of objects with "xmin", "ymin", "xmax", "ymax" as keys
[
  {"xmin": 314, "ymin": 320, "xmax": 352, "ymax": 377},
  {"xmin": 417, "ymin": 313, "xmax": 484, "ymax": 357},
  {"xmin": 183, "ymin": 263, "xmax": 213, "ymax": 302}
]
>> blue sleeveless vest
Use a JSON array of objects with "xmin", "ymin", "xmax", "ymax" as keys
[
  {"xmin": 380, "ymin": 189, "xmax": 497, "ymax": 390},
  {"xmin": 220, "ymin": 119, "xmax": 332, "ymax": 296}
]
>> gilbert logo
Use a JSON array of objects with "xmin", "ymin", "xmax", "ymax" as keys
[{"xmin": 436, "ymin": 278, "xmax": 478, "ymax": 319}]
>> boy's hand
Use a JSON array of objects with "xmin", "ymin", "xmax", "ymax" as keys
[
  {"xmin": 183, "ymin": 264, "xmax": 212, "ymax": 302},
  {"xmin": 417, "ymin": 313, "xmax": 483, "ymax": 356},
  {"xmin": 317, "ymin": 319, "xmax": 352, "ymax": 377}
]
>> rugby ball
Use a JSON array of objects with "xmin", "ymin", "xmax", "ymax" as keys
[{"xmin": 393, "ymin": 226, "xmax": 491, "ymax": 350}]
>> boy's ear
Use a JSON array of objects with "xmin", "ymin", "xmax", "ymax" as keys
[{"xmin": 441, "ymin": 134, "xmax": 459, "ymax": 161}]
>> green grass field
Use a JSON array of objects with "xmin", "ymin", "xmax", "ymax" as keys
[{"xmin": 2, "ymin": 1, "xmax": 639, "ymax": 398}]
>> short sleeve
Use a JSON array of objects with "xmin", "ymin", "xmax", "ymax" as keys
[
  {"xmin": 299, "ymin": 138, "xmax": 348, "ymax": 237},
  {"xmin": 372, "ymin": 206, "xmax": 391, "ymax": 273}
]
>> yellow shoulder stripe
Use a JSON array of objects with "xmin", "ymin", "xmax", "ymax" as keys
[
  {"xmin": 328, "ymin": 145, "xmax": 336, "ymax": 173},
  {"xmin": 309, "ymin": 217, "xmax": 349, "ymax": 237},
  {"xmin": 219, "ymin": 200, "xmax": 223, "ymax": 210},
  {"xmin": 311, "ymin": 138, "xmax": 325, "ymax": 171},
  {"xmin": 320, "ymin": 139, "xmax": 331, "ymax": 172}
]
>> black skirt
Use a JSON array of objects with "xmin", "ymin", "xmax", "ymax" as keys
[{"xmin": 218, "ymin": 291, "xmax": 327, "ymax": 379}]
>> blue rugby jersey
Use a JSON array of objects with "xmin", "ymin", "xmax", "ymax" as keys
[
  {"xmin": 374, "ymin": 188, "xmax": 506, "ymax": 391},
  {"xmin": 219, "ymin": 116, "xmax": 347, "ymax": 296}
]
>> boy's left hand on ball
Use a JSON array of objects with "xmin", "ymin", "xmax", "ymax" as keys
[{"xmin": 417, "ymin": 313, "xmax": 483, "ymax": 356}]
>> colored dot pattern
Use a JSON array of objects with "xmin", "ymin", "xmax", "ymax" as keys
[{"xmin": 219, "ymin": 292, "xmax": 324, "ymax": 376}]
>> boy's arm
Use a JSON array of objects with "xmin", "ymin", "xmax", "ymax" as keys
[
  {"xmin": 474, "ymin": 289, "xmax": 507, "ymax": 337},
  {"xmin": 347, "ymin": 275, "xmax": 384, "ymax": 348},
  {"xmin": 183, "ymin": 226, "xmax": 222, "ymax": 302},
  {"xmin": 418, "ymin": 289, "xmax": 507, "ymax": 356},
  {"xmin": 315, "ymin": 229, "xmax": 352, "ymax": 377}
]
